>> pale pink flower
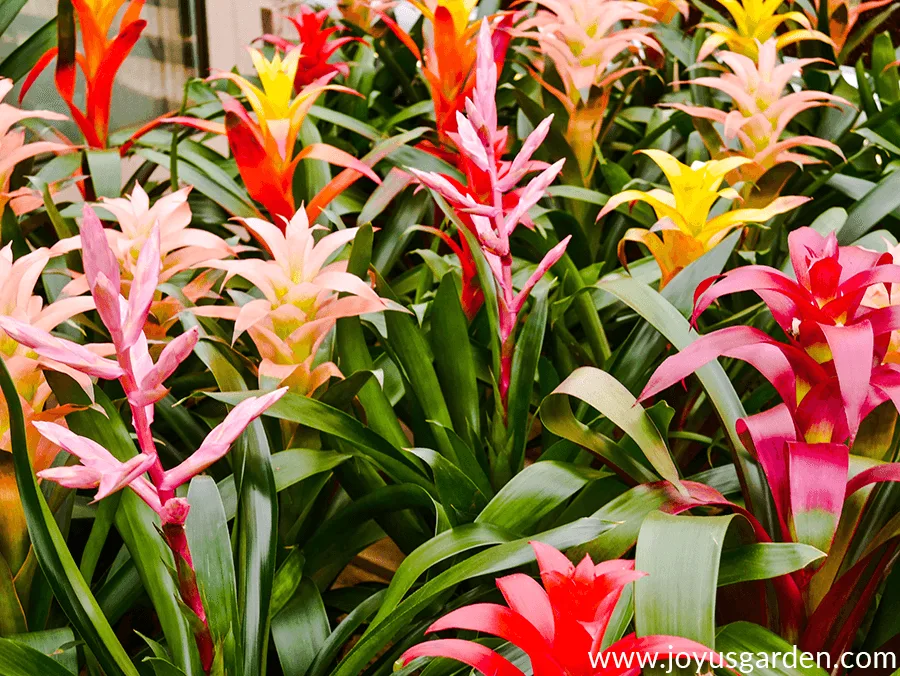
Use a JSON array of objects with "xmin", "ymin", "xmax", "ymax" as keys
[
  {"xmin": 198, "ymin": 208, "xmax": 395, "ymax": 395},
  {"xmin": 0, "ymin": 78, "xmax": 73, "ymax": 219},
  {"xmin": 517, "ymin": 0, "xmax": 659, "ymax": 177},
  {"xmin": 61, "ymin": 185, "xmax": 238, "ymax": 338},
  {"xmin": 668, "ymin": 40, "xmax": 848, "ymax": 182}
]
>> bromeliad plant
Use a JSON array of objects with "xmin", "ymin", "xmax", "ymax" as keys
[
  {"xmin": 20, "ymin": 0, "xmax": 147, "ymax": 148},
  {"xmin": 639, "ymin": 227, "xmax": 900, "ymax": 659},
  {"xmin": 669, "ymin": 39, "xmax": 847, "ymax": 185},
  {"xmin": 0, "ymin": 205, "xmax": 285, "ymax": 672},
  {"xmin": 409, "ymin": 21, "xmax": 569, "ymax": 406}
]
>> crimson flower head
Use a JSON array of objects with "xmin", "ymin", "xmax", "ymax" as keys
[
  {"xmin": 639, "ymin": 227, "xmax": 900, "ymax": 553},
  {"xmin": 400, "ymin": 541, "xmax": 716, "ymax": 676},
  {"xmin": 261, "ymin": 5, "xmax": 362, "ymax": 90}
]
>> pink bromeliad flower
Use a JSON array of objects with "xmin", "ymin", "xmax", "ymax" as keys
[
  {"xmin": 0, "ymin": 204, "xmax": 285, "ymax": 672},
  {"xmin": 409, "ymin": 20, "xmax": 570, "ymax": 406},
  {"xmin": 61, "ymin": 185, "xmax": 238, "ymax": 339},
  {"xmin": 668, "ymin": 40, "xmax": 847, "ymax": 184},
  {"xmin": 399, "ymin": 541, "xmax": 719, "ymax": 676},
  {"xmin": 639, "ymin": 227, "xmax": 900, "ymax": 554},
  {"xmin": 197, "ymin": 208, "xmax": 397, "ymax": 395},
  {"xmin": 0, "ymin": 77, "xmax": 73, "ymax": 219}
]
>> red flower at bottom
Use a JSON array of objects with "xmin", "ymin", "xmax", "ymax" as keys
[{"xmin": 399, "ymin": 541, "xmax": 720, "ymax": 676}]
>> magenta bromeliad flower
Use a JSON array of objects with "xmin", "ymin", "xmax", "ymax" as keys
[
  {"xmin": 0, "ymin": 204, "xmax": 286, "ymax": 672},
  {"xmin": 399, "ymin": 541, "xmax": 719, "ymax": 676},
  {"xmin": 408, "ymin": 20, "xmax": 570, "ymax": 406},
  {"xmin": 639, "ymin": 227, "xmax": 900, "ymax": 554}
]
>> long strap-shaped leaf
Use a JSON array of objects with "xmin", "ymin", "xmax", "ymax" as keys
[
  {"xmin": 0, "ymin": 357, "xmax": 139, "ymax": 676},
  {"xmin": 597, "ymin": 278, "xmax": 777, "ymax": 535},
  {"xmin": 541, "ymin": 366, "xmax": 684, "ymax": 490}
]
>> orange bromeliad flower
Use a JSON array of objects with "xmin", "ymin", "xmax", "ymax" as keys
[
  {"xmin": 21, "ymin": 0, "xmax": 147, "ymax": 148},
  {"xmin": 797, "ymin": 0, "xmax": 895, "ymax": 54},
  {"xmin": 381, "ymin": 0, "xmax": 515, "ymax": 145}
]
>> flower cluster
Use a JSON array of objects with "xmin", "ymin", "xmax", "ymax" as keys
[
  {"xmin": 21, "ymin": 0, "xmax": 147, "ymax": 147},
  {"xmin": 260, "ymin": 5, "xmax": 362, "ymax": 89},
  {"xmin": 0, "ymin": 204, "xmax": 285, "ymax": 670},
  {"xmin": 517, "ymin": 0, "xmax": 661, "ymax": 179},
  {"xmin": 61, "ymin": 185, "xmax": 237, "ymax": 339},
  {"xmin": 197, "ymin": 209, "xmax": 396, "ymax": 395},
  {"xmin": 399, "ymin": 542, "xmax": 717, "ymax": 676},
  {"xmin": 670, "ymin": 40, "xmax": 847, "ymax": 183}
]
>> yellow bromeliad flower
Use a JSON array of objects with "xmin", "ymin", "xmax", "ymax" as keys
[
  {"xmin": 697, "ymin": 0, "xmax": 832, "ymax": 61},
  {"xmin": 598, "ymin": 150, "xmax": 808, "ymax": 287}
]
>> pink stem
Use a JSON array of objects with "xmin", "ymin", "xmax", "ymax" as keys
[
  {"xmin": 116, "ymin": 345, "xmax": 213, "ymax": 671},
  {"xmin": 163, "ymin": 521, "xmax": 215, "ymax": 672}
]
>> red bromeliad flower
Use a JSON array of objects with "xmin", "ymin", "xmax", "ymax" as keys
[
  {"xmin": 639, "ymin": 227, "xmax": 900, "ymax": 553},
  {"xmin": 409, "ymin": 21, "xmax": 569, "ymax": 404},
  {"xmin": 21, "ymin": 0, "xmax": 147, "ymax": 148},
  {"xmin": 260, "ymin": 5, "xmax": 363, "ymax": 90},
  {"xmin": 399, "ymin": 541, "xmax": 719, "ymax": 676}
]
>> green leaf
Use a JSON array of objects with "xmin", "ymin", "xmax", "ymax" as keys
[
  {"xmin": 476, "ymin": 461, "xmax": 594, "ymax": 536},
  {"xmin": 506, "ymin": 281, "xmax": 549, "ymax": 474},
  {"xmin": 0, "ymin": 19, "xmax": 56, "ymax": 82},
  {"xmin": 186, "ymin": 477, "xmax": 240, "ymax": 676},
  {"xmin": 596, "ymin": 278, "xmax": 775, "ymax": 534},
  {"xmin": 303, "ymin": 484, "xmax": 437, "ymax": 588},
  {"xmin": 186, "ymin": 319, "xmax": 278, "ymax": 676},
  {"xmin": 0, "ymin": 359, "xmax": 138, "ymax": 676},
  {"xmin": 717, "ymin": 543, "xmax": 825, "ymax": 586},
  {"xmin": 715, "ymin": 622, "xmax": 829, "ymax": 676},
  {"xmin": 839, "ymin": 169, "xmax": 900, "ymax": 244},
  {"xmin": 307, "ymin": 590, "xmax": 385, "ymax": 676},
  {"xmin": 218, "ymin": 449, "xmax": 350, "ymax": 521},
  {"xmin": 334, "ymin": 518, "xmax": 613, "ymax": 676},
  {"xmin": 272, "ymin": 579, "xmax": 330, "ymax": 676},
  {"xmin": 366, "ymin": 522, "xmax": 514, "ymax": 631},
  {"xmin": 0, "ymin": 638, "xmax": 76, "ymax": 676},
  {"xmin": 430, "ymin": 273, "xmax": 481, "ymax": 449},
  {"xmin": 207, "ymin": 391, "xmax": 432, "ymax": 493},
  {"xmin": 85, "ymin": 150, "xmax": 121, "ymax": 198},
  {"xmin": 410, "ymin": 448, "xmax": 487, "ymax": 525},
  {"xmin": 270, "ymin": 549, "xmax": 305, "ymax": 620},
  {"xmin": 607, "ymin": 232, "xmax": 739, "ymax": 393},
  {"xmin": 136, "ymin": 148, "xmax": 257, "ymax": 217},
  {"xmin": 541, "ymin": 367, "xmax": 682, "ymax": 489},
  {"xmin": 635, "ymin": 512, "xmax": 747, "ymax": 648},
  {"xmin": 7, "ymin": 628, "xmax": 77, "ymax": 672},
  {"xmin": 0, "ymin": 554, "xmax": 26, "ymax": 635},
  {"xmin": 0, "ymin": 0, "xmax": 27, "ymax": 36}
]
